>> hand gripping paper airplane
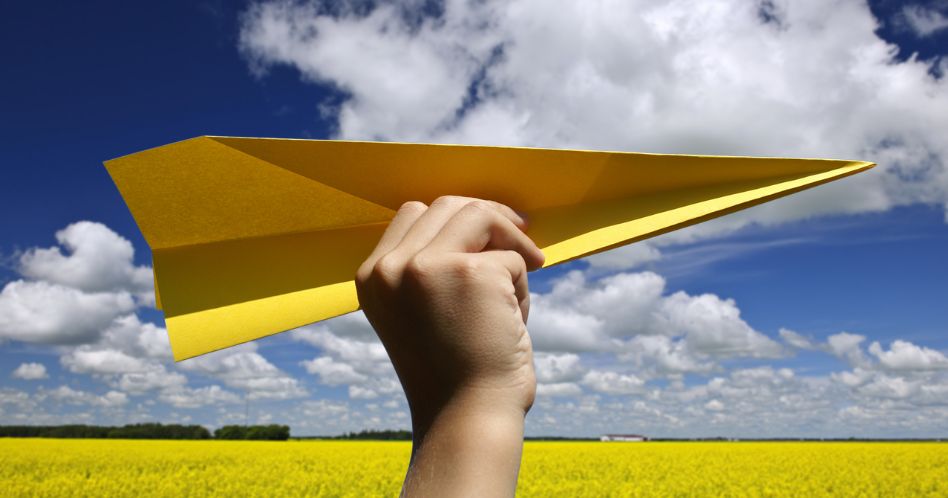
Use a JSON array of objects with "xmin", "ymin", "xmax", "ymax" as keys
[{"xmin": 104, "ymin": 137, "xmax": 874, "ymax": 361}]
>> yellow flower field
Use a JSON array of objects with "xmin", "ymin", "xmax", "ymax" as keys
[{"xmin": 2, "ymin": 439, "xmax": 945, "ymax": 497}]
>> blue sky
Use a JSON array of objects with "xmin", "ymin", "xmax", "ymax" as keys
[{"xmin": 2, "ymin": 0, "xmax": 947, "ymax": 437}]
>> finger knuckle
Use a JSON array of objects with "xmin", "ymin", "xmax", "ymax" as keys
[
  {"xmin": 449, "ymin": 257, "xmax": 485, "ymax": 279},
  {"xmin": 432, "ymin": 195, "xmax": 464, "ymax": 208},
  {"xmin": 371, "ymin": 254, "xmax": 403, "ymax": 288},
  {"xmin": 464, "ymin": 200, "xmax": 500, "ymax": 220},
  {"xmin": 355, "ymin": 263, "xmax": 373, "ymax": 286},
  {"xmin": 398, "ymin": 200, "xmax": 427, "ymax": 213},
  {"xmin": 403, "ymin": 254, "xmax": 431, "ymax": 280},
  {"xmin": 467, "ymin": 199, "xmax": 493, "ymax": 212}
]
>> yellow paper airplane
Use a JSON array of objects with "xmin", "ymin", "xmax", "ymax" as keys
[{"xmin": 104, "ymin": 136, "xmax": 874, "ymax": 361}]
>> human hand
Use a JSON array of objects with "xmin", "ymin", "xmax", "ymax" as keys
[{"xmin": 355, "ymin": 196, "xmax": 545, "ymax": 497}]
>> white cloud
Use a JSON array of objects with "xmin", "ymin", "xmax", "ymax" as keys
[
  {"xmin": 42, "ymin": 385, "xmax": 128, "ymax": 408},
  {"xmin": 179, "ymin": 344, "xmax": 307, "ymax": 400},
  {"xmin": 11, "ymin": 362, "xmax": 48, "ymax": 380},
  {"xmin": 779, "ymin": 328, "xmax": 816, "ymax": 350},
  {"xmin": 348, "ymin": 378, "xmax": 402, "ymax": 400},
  {"xmin": 52, "ymin": 314, "xmax": 206, "ymax": 406},
  {"xmin": 661, "ymin": 291, "xmax": 784, "ymax": 358},
  {"xmin": 293, "ymin": 321, "xmax": 392, "ymax": 376},
  {"xmin": 301, "ymin": 356, "xmax": 368, "ymax": 385},
  {"xmin": 620, "ymin": 335, "xmax": 715, "ymax": 375},
  {"xmin": 300, "ymin": 399, "xmax": 349, "ymax": 419},
  {"xmin": 99, "ymin": 314, "xmax": 172, "ymax": 361},
  {"xmin": 0, "ymin": 280, "xmax": 135, "ymax": 345},
  {"xmin": 855, "ymin": 374, "xmax": 918, "ymax": 400},
  {"xmin": 705, "ymin": 399, "xmax": 724, "ymax": 411},
  {"xmin": 116, "ymin": 366, "xmax": 188, "ymax": 395},
  {"xmin": 525, "ymin": 302, "xmax": 606, "ymax": 353},
  {"xmin": 292, "ymin": 314, "xmax": 402, "ymax": 400},
  {"xmin": 582, "ymin": 370, "xmax": 645, "ymax": 395},
  {"xmin": 240, "ymin": 0, "xmax": 501, "ymax": 142},
  {"xmin": 54, "ymin": 315, "xmax": 175, "ymax": 391},
  {"xmin": 902, "ymin": 4, "xmax": 948, "ymax": 37},
  {"xmin": 868, "ymin": 340, "xmax": 948, "ymax": 371},
  {"xmin": 308, "ymin": 310, "xmax": 381, "ymax": 344},
  {"xmin": 530, "ymin": 270, "xmax": 782, "ymax": 366},
  {"xmin": 18, "ymin": 221, "xmax": 154, "ymax": 303},
  {"xmin": 0, "ymin": 222, "xmax": 158, "ymax": 346},
  {"xmin": 241, "ymin": 0, "xmax": 948, "ymax": 238},
  {"xmin": 536, "ymin": 382, "xmax": 583, "ymax": 397},
  {"xmin": 158, "ymin": 385, "xmax": 242, "ymax": 409},
  {"xmin": 0, "ymin": 388, "xmax": 35, "ymax": 412},
  {"xmin": 0, "ymin": 221, "xmax": 310, "ymax": 416},
  {"xmin": 832, "ymin": 367, "xmax": 873, "ymax": 388},
  {"xmin": 62, "ymin": 348, "xmax": 150, "ymax": 375},
  {"xmin": 826, "ymin": 332, "xmax": 871, "ymax": 368},
  {"xmin": 534, "ymin": 353, "xmax": 585, "ymax": 383}
]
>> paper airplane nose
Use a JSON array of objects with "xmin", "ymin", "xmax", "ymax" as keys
[{"xmin": 104, "ymin": 136, "xmax": 873, "ymax": 360}]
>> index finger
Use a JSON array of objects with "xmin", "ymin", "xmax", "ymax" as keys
[{"xmin": 424, "ymin": 201, "xmax": 545, "ymax": 271}]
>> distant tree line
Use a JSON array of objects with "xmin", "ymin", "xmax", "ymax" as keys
[
  {"xmin": 0, "ymin": 423, "xmax": 291, "ymax": 441},
  {"xmin": 214, "ymin": 424, "xmax": 290, "ymax": 440},
  {"xmin": 335, "ymin": 429, "xmax": 412, "ymax": 440},
  {"xmin": 0, "ymin": 423, "xmax": 210, "ymax": 439}
]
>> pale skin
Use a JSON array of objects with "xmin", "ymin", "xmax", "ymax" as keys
[{"xmin": 355, "ymin": 196, "xmax": 546, "ymax": 497}]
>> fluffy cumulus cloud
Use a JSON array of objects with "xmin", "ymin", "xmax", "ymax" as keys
[
  {"xmin": 529, "ymin": 270, "xmax": 782, "ymax": 362},
  {"xmin": 242, "ymin": 0, "xmax": 948, "ymax": 239},
  {"xmin": 0, "ymin": 221, "xmax": 296, "ymax": 420},
  {"xmin": 179, "ymin": 343, "xmax": 307, "ymax": 401},
  {"xmin": 11, "ymin": 362, "xmax": 48, "ymax": 380},
  {"xmin": 158, "ymin": 385, "xmax": 243, "ymax": 409},
  {"xmin": 40, "ymin": 385, "xmax": 129, "ymax": 408},
  {"xmin": 292, "ymin": 313, "xmax": 402, "ymax": 400},
  {"xmin": 868, "ymin": 340, "xmax": 948, "ymax": 371},
  {"xmin": 0, "ymin": 221, "xmax": 152, "ymax": 345},
  {"xmin": 0, "ymin": 280, "xmax": 135, "ymax": 345},
  {"xmin": 51, "ymin": 313, "xmax": 248, "ymax": 409},
  {"xmin": 531, "ymin": 360, "xmax": 948, "ymax": 437},
  {"xmin": 18, "ymin": 222, "xmax": 153, "ymax": 299}
]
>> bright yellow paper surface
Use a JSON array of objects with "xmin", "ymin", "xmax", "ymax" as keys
[{"xmin": 104, "ymin": 137, "xmax": 874, "ymax": 360}]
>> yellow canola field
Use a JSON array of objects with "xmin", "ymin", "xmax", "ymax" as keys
[{"xmin": 2, "ymin": 439, "xmax": 946, "ymax": 497}]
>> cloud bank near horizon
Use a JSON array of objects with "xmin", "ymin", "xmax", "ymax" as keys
[{"xmin": 2, "ymin": 221, "xmax": 946, "ymax": 437}]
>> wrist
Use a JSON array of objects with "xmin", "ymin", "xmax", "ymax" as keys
[
  {"xmin": 409, "ymin": 386, "xmax": 528, "ymax": 442},
  {"xmin": 402, "ymin": 390, "xmax": 527, "ymax": 497}
]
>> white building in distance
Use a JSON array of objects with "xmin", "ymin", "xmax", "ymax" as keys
[{"xmin": 600, "ymin": 434, "xmax": 648, "ymax": 442}]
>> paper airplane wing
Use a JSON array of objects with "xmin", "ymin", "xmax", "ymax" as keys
[{"xmin": 104, "ymin": 136, "xmax": 873, "ymax": 360}]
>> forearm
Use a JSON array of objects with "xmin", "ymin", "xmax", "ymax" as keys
[{"xmin": 402, "ymin": 393, "xmax": 527, "ymax": 497}]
